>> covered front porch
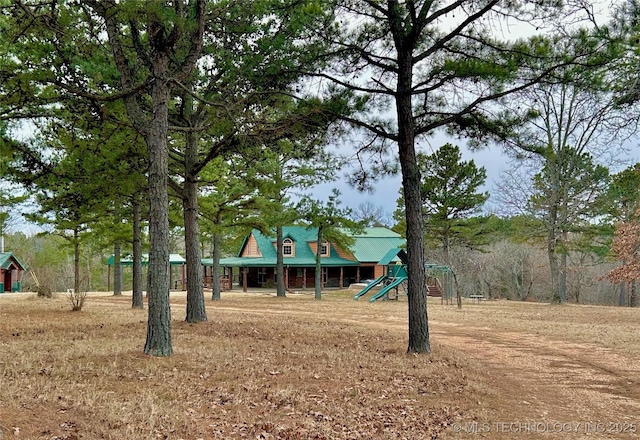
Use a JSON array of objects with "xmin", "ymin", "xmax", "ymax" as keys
[{"xmin": 202, "ymin": 258, "xmax": 366, "ymax": 292}]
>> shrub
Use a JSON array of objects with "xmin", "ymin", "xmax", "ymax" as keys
[{"xmin": 68, "ymin": 278, "xmax": 89, "ymax": 311}]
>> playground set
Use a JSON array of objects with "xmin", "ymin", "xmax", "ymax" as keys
[{"xmin": 353, "ymin": 249, "xmax": 454, "ymax": 303}]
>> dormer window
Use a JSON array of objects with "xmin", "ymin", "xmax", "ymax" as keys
[
  {"xmin": 283, "ymin": 238, "xmax": 294, "ymax": 257},
  {"xmin": 320, "ymin": 241, "xmax": 330, "ymax": 257}
]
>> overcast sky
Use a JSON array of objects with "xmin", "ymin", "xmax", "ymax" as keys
[
  {"xmin": 310, "ymin": 137, "xmax": 511, "ymax": 220},
  {"xmin": 310, "ymin": 136, "xmax": 640, "ymax": 222}
]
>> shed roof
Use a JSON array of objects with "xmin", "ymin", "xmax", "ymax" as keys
[
  {"xmin": 0, "ymin": 252, "xmax": 28, "ymax": 271},
  {"xmin": 106, "ymin": 253, "xmax": 186, "ymax": 266}
]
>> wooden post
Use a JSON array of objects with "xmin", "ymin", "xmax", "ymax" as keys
[
  {"xmin": 285, "ymin": 266, "xmax": 289, "ymax": 290},
  {"xmin": 243, "ymin": 267, "xmax": 247, "ymax": 292},
  {"xmin": 181, "ymin": 263, "xmax": 186, "ymax": 291},
  {"xmin": 340, "ymin": 267, "xmax": 344, "ymax": 289},
  {"xmin": 302, "ymin": 267, "xmax": 306, "ymax": 290},
  {"xmin": 356, "ymin": 267, "xmax": 360, "ymax": 283}
]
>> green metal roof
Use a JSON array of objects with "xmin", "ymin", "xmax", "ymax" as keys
[
  {"xmin": 0, "ymin": 252, "xmax": 27, "ymax": 271},
  {"xmin": 205, "ymin": 226, "xmax": 404, "ymax": 268},
  {"xmin": 212, "ymin": 226, "xmax": 359, "ymax": 268},
  {"xmin": 106, "ymin": 253, "xmax": 186, "ymax": 266},
  {"xmin": 346, "ymin": 228, "xmax": 405, "ymax": 263}
]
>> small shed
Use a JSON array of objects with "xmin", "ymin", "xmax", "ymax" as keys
[
  {"xmin": 106, "ymin": 253, "xmax": 187, "ymax": 291},
  {"xmin": 0, "ymin": 252, "xmax": 27, "ymax": 293}
]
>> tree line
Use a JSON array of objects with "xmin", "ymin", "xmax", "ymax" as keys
[{"xmin": 1, "ymin": 0, "xmax": 639, "ymax": 356}]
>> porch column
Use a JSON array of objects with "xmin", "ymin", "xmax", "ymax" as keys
[
  {"xmin": 107, "ymin": 265, "xmax": 111, "ymax": 292},
  {"xmin": 285, "ymin": 266, "xmax": 289, "ymax": 290},
  {"xmin": 302, "ymin": 268, "xmax": 307, "ymax": 290},
  {"xmin": 340, "ymin": 267, "xmax": 344, "ymax": 289},
  {"xmin": 181, "ymin": 263, "xmax": 186, "ymax": 291},
  {"xmin": 356, "ymin": 267, "xmax": 360, "ymax": 283},
  {"xmin": 243, "ymin": 267, "xmax": 248, "ymax": 292}
]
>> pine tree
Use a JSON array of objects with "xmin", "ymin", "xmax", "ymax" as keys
[
  {"xmin": 298, "ymin": 190, "xmax": 362, "ymax": 299},
  {"xmin": 396, "ymin": 144, "xmax": 488, "ymax": 260},
  {"xmin": 320, "ymin": 0, "xmax": 601, "ymax": 352}
]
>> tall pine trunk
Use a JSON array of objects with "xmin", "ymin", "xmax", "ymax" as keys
[
  {"xmin": 144, "ymin": 60, "xmax": 172, "ymax": 356},
  {"xmin": 113, "ymin": 241, "xmax": 122, "ymax": 295},
  {"xmin": 211, "ymin": 231, "xmax": 222, "ymax": 300},
  {"xmin": 276, "ymin": 226, "xmax": 286, "ymax": 297},
  {"xmin": 132, "ymin": 199, "xmax": 143, "ymax": 309},
  {"xmin": 396, "ymin": 54, "xmax": 430, "ymax": 354},
  {"xmin": 315, "ymin": 227, "xmax": 323, "ymax": 300},
  {"xmin": 97, "ymin": 0, "xmax": 206, "ymax": 355},
  {"xmin": 183, "ymin": 127, "xmax": 207, "ymax": 322},
  {"xmin": 73, "ymin": 228, "xmax": 80, "ymax": 295}
]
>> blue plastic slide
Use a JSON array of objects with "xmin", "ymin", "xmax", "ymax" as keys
[
  {"xmin": 369, "ymin": 276, "xmax": 407, "ymax": 302},
  {"xmin": 353, "ymin": 275, "xmax": 388, "ymax": 300}
]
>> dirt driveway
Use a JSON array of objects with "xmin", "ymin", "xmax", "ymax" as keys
[{"xmin": 429, "ymin": 320, "xmax": 640, "ymax": 439}]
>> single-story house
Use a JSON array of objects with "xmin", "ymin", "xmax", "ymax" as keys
[
  {"xmin": 202, "ymin": 226, "xmax": 405, "ymax": 291},
  {"xmin": 0, "ymin": 252, "xmax": 27, "ymax": 293}
]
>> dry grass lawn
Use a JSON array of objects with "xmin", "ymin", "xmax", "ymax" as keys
[{"xmin": 1, "ymin": 290, "xmax": 639, "ymax": 439}]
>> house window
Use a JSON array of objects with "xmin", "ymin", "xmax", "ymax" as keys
[
  {"xmin": 320, "ymin": 241, "xmax": 330, "ymax": 257},
  {"xmin": 283, "ymin": 238, "xmax": 294, "ymax": 257}
]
